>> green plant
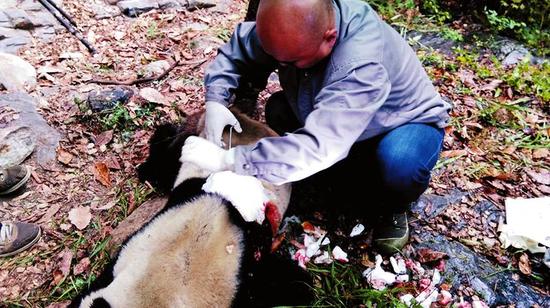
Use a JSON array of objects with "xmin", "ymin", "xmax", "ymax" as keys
[
  {"xmin": 441, "ymin": 27, "xmax": 464, "ymax": 42},
  {"xmin": 308, "ymin": 262, "xmax": 418, "ymax": 307},
  {"xmin": 146, "ymin": 21, "xmax": 160, "ymax": 39},
  {"xmin": 98, "ymin": 103, "xmax": 133, "ymax": 131},
  {"xmin": 485, "ymin": 9, "xmax": 526, "ymax": 32},
  {"xmin": 421, "ymin": 0, "xmax": 451, "ymax": 24}
]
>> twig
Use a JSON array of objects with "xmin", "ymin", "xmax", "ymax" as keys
[{"xmin": 89, "ymin": 59, "xmax": 208, "ymax": 86}]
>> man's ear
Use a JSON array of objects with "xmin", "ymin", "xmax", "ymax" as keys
[{"xmin": 320, "ymin": 28, "xmax": 338, "ymax": 53}]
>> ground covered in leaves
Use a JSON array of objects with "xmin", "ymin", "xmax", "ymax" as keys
[{"xmin": 0, "ymin": 0, "xmax": 548, "ymax": 307}]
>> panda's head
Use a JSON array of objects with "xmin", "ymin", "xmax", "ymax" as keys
[{"xmin": 138, "ymin": 107, "xmax": 281, "ymax": 192}]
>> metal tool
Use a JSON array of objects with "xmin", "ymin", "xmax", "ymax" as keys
[{"xmin": 37, "ymin": 0, "xmax": 96, "ymax": 54}]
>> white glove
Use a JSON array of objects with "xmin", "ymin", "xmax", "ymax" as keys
[
  {"xmin": 202, "ymin": 171, "xmax": 268, "ymax": 224},
  {"xmin": 205, "ymin": 101, "xmax": 242, "ymax": 147},
  {"xmin": 180, "ymin": 136, "xmax": 236, "ymax": 172}
]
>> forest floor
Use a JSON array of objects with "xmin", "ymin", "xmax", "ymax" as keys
[{"xmin": 0, "ymin": 0, "xmax": 548, "ymax": 307}]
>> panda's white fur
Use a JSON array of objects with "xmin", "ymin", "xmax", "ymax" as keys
[
  {"xmin": 77, "ymin": 193, "xmax": 244, "ymax": 308},
  {"xmin": 71, "ymin": 109, "xmax": 311, "ymax": 308}
]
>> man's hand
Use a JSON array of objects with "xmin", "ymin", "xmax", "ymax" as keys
[
  {"xmin": 205, "ymin": 101, "xmax": 243, "ymax": 147},
  {"xmin": 180, "ymin": 136, "xmax": 236, "ymax": 172},
  {"xmin": 202, "ymin": 171, "xmax": 268, "ymax": 224}
]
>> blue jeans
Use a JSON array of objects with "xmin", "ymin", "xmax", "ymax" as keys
[{"xmin": 265, "ymin": 92, "xmax": 444, "ymax": 215}]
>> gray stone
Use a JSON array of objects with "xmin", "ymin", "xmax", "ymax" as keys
[
  {"xmin": 0, "ymin": 93, "xmax": 62, "ymax": 170},
  {"xmin": 0, "ymin": 126, "xmax": 35, "ymax": 168},
  {"xmin": 0, "ymin": 26, "xmax": 32, "ymax": 40},
  {"xmin": 186, "ymin": 0, "xmax": 216, "ymax": 10},
  {"xmin": 0, "ymin": 36, "xmax": 31, "ymax": 54},
  {"xmin": 19, "ymin": 0, "xmax": 46, "ymax": 11},
  {"xmin": 87, "ymin": 87, "xmax": 134, "ymax": 112},
  {"xmin": 4, "ymin": 8, "xmax": 34, "ymax": 30},
  {"xmin": 32, "ymin": 25, "xmax": 56, "ymax": 41},
  {"xmin": 27, "ymin": 11, "xmax": 58, "ymax": 28},
  {"xmin": 0, "ymin": 11, "xmax": 10, "ymax": 23},
  {"xmin": 185, "ymin": 22, "xmax": 208, "ymax": 32},
  {"xmin": 410, "ymin": 189, "xmax": 469, "ymax": 219},
  {"xmin": 91, "ymin": 3, "xmax": 121, "ymax": 20},
  {"xmin": 0, "ymin": 0, "xmax": 17, "ymax": 10},
  {"xmin": 143, "ymin": 60, "xmax": 170, "ymax": 78},
  {"xmin": 0, "ymin": 11, "xmax": 12, "ymax": 28},
  {"xmin": 412, "ymin": 232, "xmax": 550, "ymax": 306},
  {"xmin": 407, "ymin": 30, "xmax": 456, "ymax": 56},
  {"xmin": 117, "ymin": 0, "xmax": 159, "ymax": 17},
  {"xmin": 0, "ymin": 52, "xmax": 36, "ymax": 91},
  {"xmin": 157, "ymin": 0, "xmax": 183, "ymax": 9},
  {"xmin": 190, "ymin": 35, "xmax": 224, "ymax": 52},
  {"xmin": 209, "ymin": 0, "xmax": 232, "ymax": 14},
  {"xmin": 502, "ymin": 50, "xmax": 530, "ymax": 66}
]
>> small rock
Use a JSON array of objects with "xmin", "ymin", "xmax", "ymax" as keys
[
  {"xmin": 186, "ymin": 0, "xmax": 216, "ymax": 11},
  {"xmin": 157, "ymin": 0, "xmax": 183, "ymax": 9},
  {"xmin": 118, "ymin": 0, "xmax": 159, "ymax": 17},
  {"xmin": 0, "ymin": 126, "xmax": 35, "ymax": 168},
  {"xmin": 190, "ymin": 35, "xmax": 224, "ymax": 52},
  {"xmin": 4, "ymin": 8, "xmax": 34, "ymax": 30},
  {"xmin": 0, "ymin": 52, "xmax": 37, "ymax": 91},
  {"xmin": 143, "ymin": 60, "xmax": 170, "ymax": 78},
  {"xmin": 87, "ymin": 87, "xmax": 134, "ymax": 112},
  {"xmin": 502, "ymin": 50, "xmax": 530, "ymax": 66},
  {"xmin": 91, "ymin": 3, "xmax": 121, "ymax": 19},
  {"xmin": 0, "ymin": 93, "xmax": 62, "ymax": 169},
  {"xmin": 185, "ymin": 22, "xmax": 208, "ymax": 31},
  {"xmin": 209, "ymin": 0, "xmax": 232, "ymax": 14}
]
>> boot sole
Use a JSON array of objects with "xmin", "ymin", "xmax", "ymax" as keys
[
  {"xmin": 0, "ymin": 226, "xmax": 41, "ymax": 258},
  {"xmin": 0, "ymin": 166, "xmax": 31, "ymax": 195}
]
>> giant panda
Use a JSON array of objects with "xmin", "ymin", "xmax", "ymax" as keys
[{"xmin": 69, "ymin": 108, "xmax": 312, "ymax": 308}]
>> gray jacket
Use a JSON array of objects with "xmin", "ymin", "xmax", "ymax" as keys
[{"xmin": 204, "ymin": 0, "xmax": 451, "ymax": 185}]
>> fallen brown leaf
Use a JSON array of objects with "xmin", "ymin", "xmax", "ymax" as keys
[
  {"xmin": 95, "ymin": 130, "xmax": 114, "ymax": 147},
  {"xmin": 57, "ymin": 148, "xmax": 74, "ymax": 165},
  {"xmin": 526, "ymin": 169, "xmax": 550, "ymax": 185},
  {"xmin": 416, "ymin": 248, "xmax": 448, "ymax": 263},
  {"xmin": 532, "ymin": 148, "xmax": 548, "ymax": 159},
  {"xmin": 139, "ymin": 87, "xmax": 170, "ymax": 106},
  {"xmin": 93, "ymin": 162, "xmax": 111, "ymax": 187},
  {"xmin": 73, "ymin": 258, "xmax": 91, "ymax": 276},
  {"xmin": 440, "ymin": 149, "xmax": 467, "ymax": 159},
  {"xmin": 52, "ymin": 249, "xmax": 73, "ymax": 285},
  {"xmin": 68, "ymin": 206, "xmax": 92, "ymax": 230}
]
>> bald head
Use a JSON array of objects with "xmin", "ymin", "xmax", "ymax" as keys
[{"xmin": 256, "ymin": 0, "xmax": 337, "ymax": 68}]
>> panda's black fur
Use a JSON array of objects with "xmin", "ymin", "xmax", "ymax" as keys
[{"xmin": 70, "ymin": 120, "xmax": 312, "ymax": 308}]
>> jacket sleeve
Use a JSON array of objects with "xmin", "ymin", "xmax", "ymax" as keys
[
  {"xmin": 204, "ymin": 22, "xmax": 277, "ymax": 105},
  {"xmin": 232, "ymin": 62, "xmax": 391, "ymax": 185}
]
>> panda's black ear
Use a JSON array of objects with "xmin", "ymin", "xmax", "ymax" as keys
[
  {"xmin": 90, "ymin": 297, "xmax": 111, "ymax": 308},
  {"xmin": 137, "ymin": 123, "xmax": 190, "ymax": 192}
]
